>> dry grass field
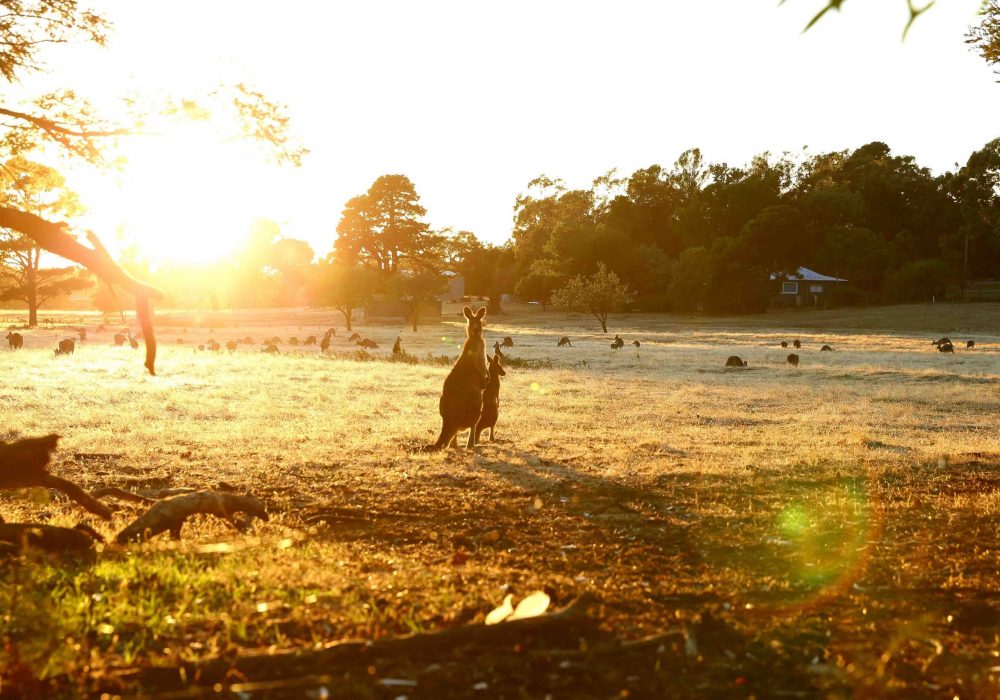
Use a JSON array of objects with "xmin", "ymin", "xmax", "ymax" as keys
[{"xmin": 1, "ymin": 303, "xmax": 999, "ymax": 698}]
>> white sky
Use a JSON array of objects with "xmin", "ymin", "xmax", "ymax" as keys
[{"xmin": 25, "ymin": 0, "xmax": 1000, "ymax": 261}]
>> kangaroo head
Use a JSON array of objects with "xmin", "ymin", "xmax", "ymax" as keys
[
  {"xmin": 463, "ymin": 306, "xmax": 486, "ymax": 339},
  {"xmin": 491, "ymin": 353, "xmax": 506, "ymax": 377}
]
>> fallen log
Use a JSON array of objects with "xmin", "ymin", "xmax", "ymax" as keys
[
  {"xmin": 128, "ymin": 594, "xmax": 602, "ymax": 691},
  {"xmin": 0, "ymin": 522, "xmax": 103, "ymax": 554},
  {"xmin": 115, "ymin": 490, "xmax": 268, "ymax": 543},
  {"xmin": 90, "ymin": 487, "xmax": 156, "ymax": 505},
  {"xmin": 0, "ymin": 435, "xmax": 112, "ymax": 520}
]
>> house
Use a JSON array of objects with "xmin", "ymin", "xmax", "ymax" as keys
[{"xmin": 770, "ymin": 267, "xmax": 848, "ymax": 307}]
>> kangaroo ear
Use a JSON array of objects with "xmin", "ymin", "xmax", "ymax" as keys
[
  {"xmin": 463, "ymin": 306, "xmax": 473, "ymax": 319},
  {"xmin": 475, "ymin": 307, "xmax": 486, "ymax": 319}
]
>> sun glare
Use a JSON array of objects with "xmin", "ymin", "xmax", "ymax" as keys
[{"xmin": 76, "ymin": 124, "xmax": 278, "ymax": 265}]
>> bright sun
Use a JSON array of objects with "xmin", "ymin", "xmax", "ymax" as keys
[{"xmin": 72, "ymin": 124, "xmax": 280, "ymax": 265}]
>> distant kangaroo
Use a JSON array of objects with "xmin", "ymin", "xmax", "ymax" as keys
[
  {"xmin": 475, "ymin": 353, "xmax": 506, "ymax": 443},
  {"xmin": 392, "ymin": 336, "xmax": 402, "ymax": 355},
  {"xmin": 5, "ymin": 332, "xmax": 23, "ymax": 350},
  {"xmin": 786, "ymin": 353, "xmax": 799, "ymax": 366},
  {"xmin": 113, "ymin": 332, "xmax": 126, "ymax": 347},
  {"xmin": 820, "ymin": 345, "xmax": 833, "ymax": 352},
  {"xmin": 429, "ymin": 306, "xmax": 488, "ymax": 450},
  {"xmin": 493, "ymin": 341, "xmax": 505, "ymax": 359},
  {"xmin": 793, "ymin": 339, "xmax": 801, "ymax": 349},
  {"xmin": 77, "ymin": 328, "xmax": 87, "ymax": 341},
  {"xmin": 501, "ymin": 336, "xmax": 514, "ymax": 348},
  {"xmin": 262, "ymin": 344, "xmax": 280, "ymax": 354},
  {"xmin": 611, "ymin": 334, "xmax": 624, "ymax": 349},
  {"xmin": 54, "ymin": 338, "xmax": 75, "ymax": 356},
  {"xmin": 558, "ymin": 336, "xmax": 572, "ymax": 347},
  {"xmin": 725, "ymin": 355, "xmax": 747, "ymax": 368},
  {"xmin": 349, "ymin": 332, "xmax": 362, "ymax": 342},
  {"xmin": 938, "ymin": 342, "xmax": 955, "ymax": 353},
  {"xmin": 780, "ymin": 341, "xmax": 788, "ymax": 348},
  {"xmin": 304, "ymin": 335, "xmax": 317, "ymax": 346},
  {"xmin": 966, "ymin": 340, "xmax": 975, "ymax": 349},
  {"xmin": 226, "ymin": 340, "xmax": 237, "ymax": 352},
  {"xmin": 320, "ymin": 332, "xmax": 332, "ymax": 353},
  {"xmin": 358, "ymin": 338, "xmax": 379, "ymax": 349}
]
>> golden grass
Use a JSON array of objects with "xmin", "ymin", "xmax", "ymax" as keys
[{"xmin": 1, "ymin": 303, "xmax": 999, "ymax": 697}]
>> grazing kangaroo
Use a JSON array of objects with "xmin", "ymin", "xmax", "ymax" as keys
[
  {"xmin": 475, "ymin": 353, "xmax": 506, "ymax": 443},
  {"xmin": 288, "ymin": 337, "xmax": 299, "ymax": 346},
  {"xmin": 558, "ymin": 336, "xmax": 572, "ymax": 347},
  {"xmin": 358, "ymin": 338, "xmax": 379, "ymax": 349},
  {"xmin": 780, "ymin": 341, "xmax": 788, "ymax": 348},
  {"xmin": 208, "ymin": 340, "xmax": 221, "ymax": 352},
  {"xmin": 304, "ymin": 335, "xmax": 317, "ymax": 346},
  {"xmin": 501, "ymin": 336, "xmax": 514, "ymax": 348},
  {"xmin": 820, "ymin": 345, "xmax": 833, "ymax": 352},
  {"xmin": 429, "ymin": 306, "xmax": 488, "ymax": 450},
  {"xmin": 77, "ymin": 328, "xmax": 87, "ymax": 341},
  {"xmin": 786, "ymin": 353, "xmax": 799, "ymax": 367},
  {"xmin": 349, "ymin": 332, "xmax": 361, "ymax": 342},
  {"xmin": 938, "ymin": 342, "xmax": 955, "ymax": 353},
  {"xmin": 5, "ymin": 332, "xmax": 23, "ymax": 350},
  {"xmin": 793, "ymin": 339, "xmax": 801, "ymax": 349},
  {"xmin": 226, "ymin": 340, "xmax": 237, "ymax": 352},
  {"xmin": 54, "ymin": 338, "xmax": 75, "ymax": 356},
  {"xmin": 966, "ymin": 340, "xmax": 975, "ymax": 349},
  {"xmin": 262, "ymin": 344, "xmax": 280, "ymax": 354},
  {"xmin": 611, "ymin": 334, "xmax": 624, "ymax": 349},
  {"xmin": 725, "ymin": 355, "xmax": 748, "ymax": 368},
  {"xmin": 932, "ymin": 337, "xmax": 951, "ymax": 347},
  {"xmin": 392, "ymin": 336, "xmax": 402, "ymax": 355},
  {"xmin": 113, "ymin": 333, "xmax": 126, "ymax": 346}
]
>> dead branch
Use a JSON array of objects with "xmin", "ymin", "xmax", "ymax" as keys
[
  {"xmin": 0, "ymin": 434, "xmax": 112, "ymax": 520},
  {"xmin": 115, "ymin": 491, "xmax": 268, "ymax": 543},
  {"xmin": 0, "ymin": 522, "xmax": 103, "ymax": 554},
  {"xmin": 130, "ymin": 594, "xmax": 601, "ymax": 691},
  {"xmin": 90, "ymin": 487, "xmax": 156, "ymax": 505},
  {"xmin": 0, "ymin": 208, "xmax": 162, "ymax": 374}
]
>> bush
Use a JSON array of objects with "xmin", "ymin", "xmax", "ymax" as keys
[{"xmin": 882, "ymin": 259, "xmax": 954, "ymax": 303}]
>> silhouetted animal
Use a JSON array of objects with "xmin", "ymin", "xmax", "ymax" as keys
[
  {"xmin": 967, "ymin": 340, "xmax": 975, "ymax": 349},
  {"xmin": 932, "ymin": 337, "xmax": 951, "ymax": 347},
  {"xmin": 129, "ymin": 334, "xmax": 139, "ymax": 349},
  {"xmin": 820, "ymin": 345, "xmax": 833, "ymax": 352},
  {"xmin": 5, "ymin": 332, "xmax": 23, "ymax": 350},
  {"xmin": 96, "ymin": 324, "xmax": 106, "ymax": 332},
  {"xmin": 208, "ymin": 340, "xmax": 221, "ymax": 352},
  {"xmin": 113, "ymin": 333, "xmax": 126, "ymax": 346},
  {"xmin": 430, "ymin": 306, "xmax": 488, "ymax": 450},
  {"xmin": 288, "ymin": 337, "xmax": 299, "ymax": 346},
  {"xmin": 358, "ymin": 338, "xmax": 379, "ymax": 350},
  {"xmin": 242, "ymin": 336, "xmax": 253, "ymax": 344},
  {"xmin": 320, "ymin": 333, "xmax": 331, "ymax": 353},
  {"xmin": 197, "ymin": 344, "xmax": 205, "ymax": 351},
  {"xmin": 226, "ymin": 340, "xmax": 237, "ymax": 352},
  {"xmin": 793, "ymin": 339, "xmax": 801, "ymax": 349},
  {"xmin": 787, "ymin": 353, "xmax": 799, "ymax": 366},
  {"xmin": 493, "ymin": 341, "xmax": 505, "ymax": 358},
  {"xmin": 77, "ymin": 328, "xmax": 87, "ymax": 341},
  {"xmin": 780, "ymin": 341, "xmax": 788, "ymax": 348},
  {"xmin": 938, "ymin": 342, "xmax": 955, "ymax": 353},
  {"xmin": 54, "ymin": 338, "xmax": 75, "ymax": 356},
  {"xmin": 475, "ymin": 353, "xmax": 506, "ymax": 443},
  {"xmin": 348, "ymin": 332, "xmax": 361, "ymax": 342},
  {"xmin": 725, "ymin": 355, "xmax": 747, "ymax": 368},
  {"xmin": 501, "ymin": 337, "xmax": 514, "ymax": 348},
  {"xmin": 611, "ymin": 335, "xmax": 625, "ymax": 349},
  {"xmin": 327, "ymin": 327, "xmax": 336, "ymax": 337},
  {"xmin": 632, "ymin": 340, "xmax": 641, "ymax": 348},
  {"xmin": 304, "ymin": 335, "xmax": 317, "ymax": 346},
  {"xmin": 558, "ymin": 336, "xmax": 572, "ymax": 347},
  {"xmin": 262, "ymin": 344, "xmax": 280, "ymax": 354},
  {"xmin": 392, "ymin": 336, "xmax": 402, "ymax": 355}
]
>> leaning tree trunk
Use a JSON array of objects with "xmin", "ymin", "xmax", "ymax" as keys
[
  {"xmin": 0, "ymin": 207, "xmax": 163, "ymax": 374},
  {"xmin": 410, "ymin": 306, "xmax": 420, "ymax": 332},
  {"xmin": 340, "ymin": 307, "xmax": 353, "ymax": 331},
  {"xmin": 598, "ymin": 314, "xmax": 608, "ymax": 333}
]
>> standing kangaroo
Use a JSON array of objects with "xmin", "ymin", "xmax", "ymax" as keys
[
  {"xmin": 475, "ymin": 353, "xmax": 506, "ymax": 443},
  {"xmin": 429, "ymin": 306, "xmax": 488, "ymax": 450}
]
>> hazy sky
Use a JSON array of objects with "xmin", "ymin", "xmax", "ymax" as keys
[{"xmin": 31, "ymin": 0, "xmax": 1000, "ymax": 260}]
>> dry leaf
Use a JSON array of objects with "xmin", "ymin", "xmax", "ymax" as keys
[
  {"xmin": 485, "ymin": 594, "xmax": 514, "ymax": 625},
  {"xmin": 510, "ymin": 590, "xmax": 550, "ymax": 620}
]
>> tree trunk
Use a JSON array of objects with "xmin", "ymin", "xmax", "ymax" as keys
[
  {"xmin": 27, "ymin": 265, "xmax": 38, "ymax": 327},
  {"xmin": 411, "ymin": 306, "xmax": 420, "ymax": 332},
  {"xmin": 598, "ymin": 314, "xmax": 608, "ymax": 334},
  {"xmin": 340, "ymin": 307, "xmax": 353, "ymax": 331}
]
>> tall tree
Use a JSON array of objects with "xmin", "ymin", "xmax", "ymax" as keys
[
  {"xmin": 318, "ymin": 261, "xmax": 380, "ymax": 331},
  {"xmin": 334, "ymin": 175, "xmax": 433, "ymax": 274},
  {"xmin": 969, "ymin": 0, "xmax": 1000, "ymax": 77},
  {"xmin": 0, "ymin": 157, "xmax": 89, "ymax": 326}
]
